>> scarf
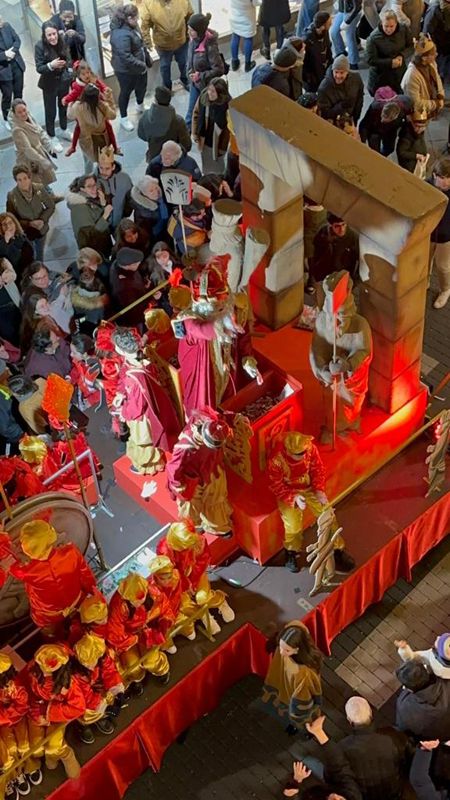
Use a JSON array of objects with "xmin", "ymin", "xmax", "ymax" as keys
[{"xmin": 416, "ymin": 63, "xmax": 439, "ymax": 100}]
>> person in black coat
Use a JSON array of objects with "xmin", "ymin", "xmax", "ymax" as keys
[
  {"xmin": 359, "ymin": 92, "xmax": 413, "ymax": 155},
  {"xmin": 258, "ymin": 0, "xmax": 291, "ymax": 60},
  {"xmin": 146, "ymin": 140, "xmax": 201, "ymax": 204},
  {"xmin": 396, "ymin": 109, "xmax": 429, "ymax": 173},
  {"xmin": 34, "ymin": 21, "xmax": 72, "ymax": 143},
  {"xmin": 366, "ymin": 10, "xmax": 412, "ymax": 96},
  {"xmin": 302, "ymin": 12, "xmax": 332, "ymax": 92},
  {"xmin": 309, "ymin": 213, "xmax": 359, "ymax": 284},
  {"xmin": 49, "ymin": 0, "xmax": 85, "ymax": 62},
  {"xmin": 251, "ymin": 46, "xmax": 299, "ymax": 99},
  {"xmin": 109, "ymin": 247, "xmax": 148, "ymax": 329},
  {"xmin": 423, "ymin": 0, "xmax": 450, "ymax": 83},
  {"xmin": 110, "ymin": 3, "xmax": 150, "ymax": 132},
  {"xmin": 317, "ymin": 54, "xmax": 364, "ymax": 123},
  {"xmin": 0, "ymin": 212, "xmax": 34, "ymax": 282},
  {"xmin": 0, "ymin": 17, "xmax": 25, "ymax": 130}
]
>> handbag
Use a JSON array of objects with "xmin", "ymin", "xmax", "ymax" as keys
[{"xmin": 144, "ymin": 47, "xmax": 153, "ymax": 68}]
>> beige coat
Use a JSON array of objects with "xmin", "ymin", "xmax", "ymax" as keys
[
  {"xmin": 140, "ymin": 0, "xmax": 193, "ymax": 50},
  {"xmin": 67, "ymin": 99, "xmax": 117, "ymax": 163},
  {"xmin": 11, "ymin": 112, "xmax": 57, "ymax": 186},
  {"xmin": 401, "ymin": 61, "xmax": 444, "ymax": 115}
]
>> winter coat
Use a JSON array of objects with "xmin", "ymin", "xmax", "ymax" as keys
[
  {"xmin": 230, "ymin": 0, "xmax": 258, "ymax": 38},
  {"xmin": 110, "ymin": 20, "xmax": 148, "ymax": 76},
  {"xmin": 140, "ymin": 0, "xmax": 193, "ymax": 51},
  {"xmin": 401, "ymin": 61, "xmax": 444, "ymax": 115},
  {"xmin": 130, "ymin": 186, "xmax": 168, "ymax": 237},
  {"xmin": 49, "ymin": 12, "xmax": 85, "ymax": 61},
  {"xmin": 396, "ymin": 677, "xmax": 450, "ymax": 741},
  {"xmin": 147, "ymin": 149, "xmax": 201, "ymax": 185},
  {"xmin": 317, "ymin": 67, "xmax": 364, "ymax": 122},
  {"xmin": 6, "ymin": 184, "xmax": 55, "ymax": 241},
  {"xmin": 427, "ymin": 184, "xmax": 450, "ymax": 243},
  {"xmin": 359, "ymin": 94, "xmax": 412, "ymax": 142},
  {"xmin": 34, "ymin": 39, "xmax": 72, "ymax": 92},
  {"xmin": 66, "ymin": 190, "xmax": 112, "ymax": 257},
  {"xmin": 192, "ymin": 83, "xmax": 231, "ymax": 158},
  {"xmin": 11, "ymin": 112, "xmax": 57, "ymax": 186},
  {"xmin": 109, "ymin": 263, "xmax": 148, "ymax": 327},
  {"xmin": 423, "ymin": 2, "xmax": 450, "ymax": 57},
  {"xmin": 0, "ymin": 23, "xmax": 25, "ymax": 82},
  {"xmin": 251, "ymin": 63, "xmax": 297, "ymax": 99},
  {"xmin": 302, "ymin": 24, "xmax": 332, "ymax": 92},
  {"xmin": 0, "ymin": 235, "xmax": 34, "ymax": 281},
  {"xmin": 396, "ymin": 120, "xmax": 427, "ymax": 172},
  {"xmin": 280, "ymin": 38, "xmax": 304, "ymax": 99},
  {"xmin": 138, "ymin": 102, "xmax": 192, "ymax": 161},
  {"xmin": 67, "ymin": 99, "xmax": 117, "ymax": 163},
  {"xmin": 94, "ymin": 162, "xmax": 133, "ymax": 230},
  {"xmin": 187, "ymin": 29, "xmax": 224, "ymax": 90},
  {"xmin": 258, "ymin": 0, "xmax": 291, "ymax": 28},
  {"xmin": 339, "ymin": 725, "xmax": 411, "ymax": 800},
  {"xmin": 366, "ymin": 22, "xmax": 412, "ymax": 95}
]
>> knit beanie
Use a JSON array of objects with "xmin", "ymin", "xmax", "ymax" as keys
[
  {"xmin": 314, "ymin": 11, "xmax": 330, "ymax": 27},
  {"xmin": 273, "ymin": 47, "xmax": 298, "ymax": 70},
  {"xmin": 155, "ymin": 86, "xmax": 172, "ymax": 106},
  {"xmin": 188, "ymin": 12, "xmax": 211, "ymax": 38},
  {"xmin": 333, "ymin": 54, "xmax": 350, "ymax": 71},
  {"xmin": 117, "ymin": 247, "xmax": 144, "ymax": 266}
]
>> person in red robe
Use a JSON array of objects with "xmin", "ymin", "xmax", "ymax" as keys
[
  {"xmin": 2, "ymin": 519, "xmax": 97, "ymax": 631},
  {"xmin": 19, "ymin": 432, "xmax": 101, "ymax": 498},
  {"xmin": 94, "ymin": 322, "xmax": 126, "ymax": 438},
  {"xmin": 166, "ymin": 409, "xmax": 233, "ymax": 537},
  {"xmin": 0, "ymin": 456, "xmax": 46, "ymax": 512},
  {"xmin": 112, "ymin": 327, "xmax": 181, "ymax": 474},
  {"xmin": 72, "ymin": 632, "xmax": 124, "ymax": 744}
]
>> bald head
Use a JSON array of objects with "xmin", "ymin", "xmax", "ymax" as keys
[{"xmin": 161, "ymin": 141, "xmax": 182, "ymax": 167}]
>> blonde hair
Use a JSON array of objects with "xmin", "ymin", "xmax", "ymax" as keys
[
  {"xmin": 380, "ymin": 9, "xmax": 397, "ymax": 22},
  {"xmin": 77, "ymin": 247, "xmax": 102, "ymax": 269}
]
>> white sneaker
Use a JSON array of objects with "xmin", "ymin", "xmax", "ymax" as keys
[
  {"xmin": 165, "ymin": 644, "xmax": 177, "ymax": 654},
  {"xmin": 3, "ymin": 119, "xmax": 11, "ymax": 131},
  {"xmin": 203, "ymin": 613, "xmax": 221, "ymax": 636},
  {"xmin": 218, "ymin": 600, "xmax": 235, "ymax": 623},
  {"xmin": 186, "ymin": 630, "xmax": 196, "ymax": 640},
  {"xmin": 120, "ymin": 117, "xmax": 134, "ymax": 131},
  {"xmin": 135, "ymin": 103, "xmax": 145, "ymax": 113},
  {"xmin": 433, "ymin": 290, "xmax": 450, "ymax": 309},
  {"xmin": 60, "ymin": 129, "xmax": 72, "ymax": 142},
  {"xmin": 52, "ymin": 138, "xmax": 63, "ymax": 153}
]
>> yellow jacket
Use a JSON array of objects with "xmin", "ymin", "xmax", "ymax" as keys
[{"xmin": 140, "ymin": 0, "xmax": 193, "ymax": 51}]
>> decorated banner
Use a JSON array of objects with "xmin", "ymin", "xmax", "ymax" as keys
[{"xmin": 160, "ymin": 169, "xmax": 193, "ymax": 206}]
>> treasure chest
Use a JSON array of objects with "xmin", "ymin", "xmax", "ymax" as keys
[{"xmin": 221, "ymin": 368, "xmax": 303, "ymax": 483}]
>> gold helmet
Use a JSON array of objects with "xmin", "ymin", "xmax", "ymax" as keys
[{"xmin": 20, "ymin": 520, "xmax": 57, "ymax": 560}]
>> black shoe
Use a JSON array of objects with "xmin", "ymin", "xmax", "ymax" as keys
[
  {"xmin": 285, "ymin": 723, "xmax": 298, "ymax": 736},
  {"xmin": 231, "ymin": 58, "xmax": 240, "ymax": 71},
  {"xmin": 15, "ymin": 776, "xmax": 30, "ymax": 797},
  {"xmin": 154, "ymin": 671, "xmax": 170, "ymax": 686},
  {"xmin": 78, "ymin": 724, "xmax": 95, "ymax": 745},
  {"xmin": 5, "ymin": 783, "xmax": 19, "ymax": 800},
  {"xmin": 334, "ymin": 548, "xmax": 355, "ymax": 573},
  {"xmin": 129, "ymin": 465, "xmax": 141, "ymax": 474},
  {"xmin": 96, "ymin": 716, "xmax": 115, "ymax": 735},
  {"xmin": 27, "ymin": 770, "xmax": 42, "ymax": 787},
  {"xmin": 260, "ymin": 46, "xmax": 271, "ymax": 60},
  {"xmin": 131, "ymin": 681, "xmax": 145, "ymax": 697},
  {"xmin": 245, "ymin": 60, "xmax": 256, "ymax": 72},
  {"xmin": 284, "ymin": 550, "xmax": 299, "ymax": 573}
]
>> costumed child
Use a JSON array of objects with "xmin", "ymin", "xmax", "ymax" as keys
[
  {"xmin": 94, "ymin": 322, "xmax": 126, "ymax": 439},
  {"xmin": 1, "ymin": 520, "xmax": 97, "ymax": 633},
  {"xmin": 69, "ymin": 334, "xmax": 102, "ymax": 406},
  {"xmin": 157, "ymin": 520, "xmax": 235, "ymax": 636},
  {"xmin": 18, "ymin": 434, "xmax": 101, "ymax": 499},
  {"xmin": 62, "ymin": 60, "xmax": 122, "ymax": 157},
  {"xmin": 147, "ymin": 556, "xmax": 198, "ymax": 654},
  {"xmin": 27, "ymin": 644, "xmax": 85, "ymax": 779},
  {"xmin": 0, "ymin": 652, "xmax": 42, "ymax": 800},
  {"xmin": 0, "ymin": 457, "xmax": 45, "ymax": 513},
  {"xmin": 72, "ymin": 633, "xmax": 124, "ymax": 744},
  {"xmin": 107, "ymin": 573, "xmax": 172, "ymax": 695}
]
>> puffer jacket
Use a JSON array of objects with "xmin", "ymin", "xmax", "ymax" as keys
[
  {"xmin": 187, "ymin": 29, "xmax": 224, "ymax": 89},
  {"xmin": 396, "ymin": 677, "xmax": 450, "ymax": 741},
  {"xmin": 66, "ymin": 191, "xmax": 112, "ymax": 256},
  {"xmin": 258, "ymin": 0, "xmax": 291, "ymax": 27},
  {"xmin": 138, "ymin": 102, "xmax": 192, "ymax": 160},
  {"xmin": 140, "ymin": 0, "xmax": 193, "ymax": 50},
  {"xmin": 110, "ymin": 19, "xmax": 147, "ymax": 75},
  {"xmin": 11, "ymin": 112, "xmax": 57, "ymax": 185},
  {"xmin": 317, "ymin": 66, "xmax": 364, "ymax": 122},
  {"xmin": 366, "ymin": 22, "xmax": 412, "ymax": 95}
]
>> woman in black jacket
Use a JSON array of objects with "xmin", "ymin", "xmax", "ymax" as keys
[
  {"xmin": 0, "ymin": 18, "xmax": 26, "ymax": 129},
  {"xmin": 185, "ymin": 13, "xmax": 224, "ymax": 126},
  {"xmin": 0, "ymin": 212, "xmax": 34, "ymax": 282},
  {"xmin": 34, "ymin": 21, "xmax": 72, "ymax": 146},
  {"xmin": 110, "ymin": 4, "xmax": 150, "ymax": 133},
  {"xmin": 258, "ymin": 0, "xmax": 291, "ymax": 60},
  {"xmin": 366, "ymin": 10, "xmax": 412, "ymax": 95},
  {"xmin": 192, "ymin": 77, "xmax": 231, "ymax": 175}
]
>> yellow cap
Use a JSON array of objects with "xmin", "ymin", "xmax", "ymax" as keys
[
  {"xmin": 19, "ymin": 435, "xmax": 48, "ymax": 465},
  {"xmin": 148, "ymin": 555, "xmax": 174, "ymax": 576},
  {"xmin": 166, "ymin": 520, "xmax": 199, "ymax": 552},
  {"xmin": 79, "ymin": 595, "xmax": 108, "ymax": 625},
  {"xmin": 283, "ymin": 432, "xmax": 313, "ymax": 456},
  {"xmin": 118, "ymin": 573, "xmax": 148, "ymax": 605},
  {"xmin": 35, "ymin": 644, "xmax": 69, "ymax": 675},
  {"xmin": 144, "ymin": 308, "xmax": 171, "ymax": 334},
  {"xmin": 0, "ymin": 652, "xmax": 12, "ymax": 674},
  {"xmin": 74, "ymin": 633, "xmax": 106, "ymax": 668},
  {"xmin": 20, "ymin": 520, "xmax": 57, "ymax": 560}
]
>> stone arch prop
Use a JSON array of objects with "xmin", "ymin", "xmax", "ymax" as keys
[{"xmin": 229, "ymin": 86, "xmax": 447, "ymax": 415}]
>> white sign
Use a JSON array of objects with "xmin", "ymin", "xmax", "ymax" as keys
[{"xmin": 161, "ymin": 169, "xmax": 193, "ymax": 205}]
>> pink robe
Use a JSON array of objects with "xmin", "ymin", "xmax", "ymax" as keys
[
  {"xmin": 120, "ymin": 365, "xmax": 180, "ymax": 451},
  {"xmin": 178, "ymin": 318, "xmax": 217, "ymax": 418}
]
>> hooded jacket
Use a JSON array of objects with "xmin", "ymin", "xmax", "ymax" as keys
[
  {"xmin": 66, "ymin": 190, "xmax": 112, "ymax": 256},
  {"xmin": 11, "ymin": 111, "xmax": 57, "ymax": 186},
  {"xmin": 396, "ymin": 119, "xmax": 427, "ymax": 172},
  {"xmin": 94, "ymin": 161, "xmax": 133, "ymax": 229},
  {"xmin": 110, "ymin": 18, "xmax": 147, "ymax": 75},
  {"xmin": 317, "ymin": 66, "xmax": 364, "ymax": 122},
  {"xmin": 138, "ymin": 102, "xmax": 192, "ymax": 161},
  {"xmin": 140, "ymin": 0, "xmax": 193, "ymax": 50},
  {"xmin": 187, "ymin": 29, "xmax": 224, "ymax": 89},
  {"xmin": 251, "ymin": 63, "xmax": 296, "ymax": 98},
  {"xmin": 366, "ymin": 22, "xmax": 412, "ymax": 95},
  {"xmin": 302, "ymin": 23, "xmax": 332, "ymax": 92},
  {"xmin": 396, "ymin": 677, "xmax": 450, "ymax": 741}
]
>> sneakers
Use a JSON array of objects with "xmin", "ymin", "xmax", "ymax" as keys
[
  {"xmin": 135, "ymin": 102, "xmax": 145, "ymax": 113},
  {"xmin": 26, "ymin": 771, "xmax": 42, "ymax": 787},
  {"xmin": 78, "ymin": 724, "xmax": 95, "ymax": 745},
  {"xmin": 245, "ymin": 60, "xmax": 256, "ymax": 72},
  {"xmin": 120, "ymin": 117, "xmax": 134, "ymax": 131},
  {"xmin": 96, "ymin": 716, "xmax": 115, "ymax": 735},
  {"xmin": 5, "ymin": 783, "xmax": 19, "ymax": 800},
  {"xmin": 52, "ymin": 138, "xmax": 63, "ymax": 153},
  {"xmin": 260, "ymin": 46, "xmax": 271, "ymax": 60},
  {"xmin": 165, "ymin": 643, "xmax": 177, "ymax": 654},
  {"xmin": 59, "ymin": 129, "xmax": 73, "ymax": 141},
  {"xmin": 218, "ymin": 600, "xmax": 235, "ymax": 623},
  {"xmin": 284, "ymin": 550, "xmax": 299, "ymax": 573},
  {"xmin": 15, "ymin": 776, "xmax": 30, "ymax": 797},
  {"xmin": 231, "ymin": 58, "xmax": 240, "ymax": 71},
  {"xmin": 334, "ymin": 548, "xmax": 356, "ymax": 573},
  {"xmin": 186, "ymin": 630, "xmax": 196, "ymax": 640},
  {"xmin": 433, "ymin": 289, "xmax": 450, "ymax": 309}
]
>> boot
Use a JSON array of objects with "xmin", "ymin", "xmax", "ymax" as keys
[
  {"xmin": 334, "ymin": 548, "xmax": 355, "ymax": 573},
  {"xmin": 153, "ymin": 671, "xmax": 170, "ymax": 686},
  {"xmin": 231, "ymin": 58, "xmax": 240, "ymax": 71},
  {"xmin": 245, "ymin": 60, "xmax": 256, "ymax": 72},
  {"xmin": 61, "ymin": 749, "xmax": 81, "ymax": 780},
  {"xmin": 284, "ymin": 550, "xmax": 299, "ymax": 573},
  {"xmin": 218, "ymin": 600, "xmax": 235, "ymax": 623},
  {"xmin": 260, "ymin": 46, "xmax": 271, "ymax": 60}
]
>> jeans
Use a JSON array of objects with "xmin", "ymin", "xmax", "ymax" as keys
[
  {"xmin": 115, "ymin": 70, "xmax": 148, "ymax": 118},
  {"xmin": 157, "ymin": 42, "xmax": 188, "ymax": 89},
  {"xmin": 185, "ymin": 83, "xmax": 200, "ymax": 127},
  {"xmin": 230, "ymin": 33, "xmax": 254, "ymax": 63},
  {"xmin": 330, "ymin": 12, "xmax": 360, "ymax": 66},
  {"xmin": 262, "ymin": 26, "xmax": 285, "ymax": 51},
  {"xmin": 42, "ymin": 84, "xmax": 67, "ymax": 138},
  {"xmin": 296, "ymin": 0, "xmax": 319, "ymax": 35},
  {"xmin": 0, "ymin": 61, "xmax": 23, "ymax": 120},
  {"xmin": 33, "ymin": 236, "xmax": 46, "ymax": 261}
]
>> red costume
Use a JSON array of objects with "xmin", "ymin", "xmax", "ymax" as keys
[
  {"xmin": 157, "ymin": 536, "xmax": 211, "ymax": 595},
  {"xmin": 27, "ymin": 669, "xmax": 86, "ymax": 725},
  {"xmin": 0, "ymin": 674, "xmax": 28, "ymax": 727},
  {"xmin": 70, "ymin": 358, "xmax": 101, "ymax": 405},
  {"xmin": 178, "ymin": 318, "xmax": 217, "ymax": 417},
  {"xmin": 118, "ymin": 362, "xmax": 180, "ymax": 453},
  {"xmin": 0, "ymin": 457, "xmax": 46, "ymax": 511},
  {"xmin": 268, "ymin": 441, "xmax": 326, "ymax": 506}
]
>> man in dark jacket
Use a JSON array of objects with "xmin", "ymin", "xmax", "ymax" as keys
[
  {"xmin": 95, "ymin": 148, "xmax": 133, "ymax": 231},
  {"xmin": 317, "ymin": 54, "xmax": 364, "ymax": 123},
  {"xmin": 365, "ymin": 11, "xmax": 412, "ymax": 96},
  {"xmin": 396, "ymin": 660, "xmax": 450, "ymax": 741},
  {"xmin": 50, "ymin": 0, "xmax": 85, "ymax": 62},
  {"xmin": 138, "ymin": 85, "xmax": 192, "ymax": 162},
  {"xmin": 251, "ymin": 46, "xmax": 299, "ymax": 99},
  {"xmin": 359, "ymin": 92, "xmax": 413, "ymax": 155},
  {"xmin": 423, "ymin": 0, "xmax": 450, "ymax": 82},
  {"xmin": 147, "ymin": 140, "xmax": 201, "ymax": 198},
  {"xmin": 339, "ymin": 696, "xmax": 411, "ymax": 800},
  {"xmin": 309, "ymin": 213, "xmax": 359, "ymax": 284},
  {"xmin": 110, "ymin": 247, "xmax": 148, "ymax": 329},
  {"xmin": 302, "ymin": 12, "xmax": 332, "ymax": 92},
  {"xmin": 0, "ymin": 17, "xmax": 25, "ymax": 129},
  {"xmin": 396, "ymin": 108, "xmax": 429, "ymax": 173},
  {"xmin": 0, "ymin": 360, "xmax": 24, "ymax": 454}
]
